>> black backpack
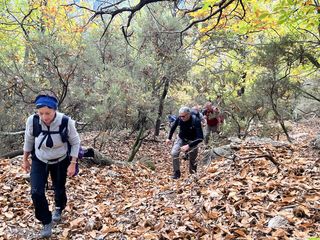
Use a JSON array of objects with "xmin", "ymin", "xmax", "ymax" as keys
[
  {"xmin": 32, "ymin": 114, "xmax": 81, "ymax": 175},
  {"xmin": 32, "ymin": 114, "xmax": 69, "ymax": 150},
  {"xmin": 191, "ymin": 111, "xmax": 201, "ymax": 121}
]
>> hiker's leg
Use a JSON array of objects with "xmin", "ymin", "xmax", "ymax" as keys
[
  {"xmin": 204, "ymin": 125, "xmax": 212, "ymax": 145},
  {"xmin": 171, "ymin": 138, "xmax": 183, "ymax": 172},
  {"xmin": 216, "ymin": 123, "xmax": 221, "ymax": 134},
  {"xmin": 204, "ymin": 125, "xmax": 209, "ymax": 144},
  {"xmin": 189, "ymin": 146, "xmax": 198, "ymax": 174},
  {"xmin": 30, "ymin": 158, "xmax": 51, "ymax": 225},
  {"xmin": 50, "ymin": 157, "xmax": 69, "ymax": 211},
  {"xmin": 211, "ymin": 125, "xmax": 219, "ymax": 142}
]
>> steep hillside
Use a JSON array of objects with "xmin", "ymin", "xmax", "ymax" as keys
[{"xmin": 0, "ymin": 118, "xmax": 319, "ymax": 239}]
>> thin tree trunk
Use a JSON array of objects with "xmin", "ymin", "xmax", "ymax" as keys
[
  {"xmin": 128, "ymin": 112, "xmax": 149, "ymax": 162},
  {"xmin": 154, "ymin": 77, "xmax": 170, "ymax": 136},
  {"xmin": 128, "ymin": 125, "xmax": 146, "ymax": 162},
  {"xmin": 0, "ymin": 150, "xmax": 24, "ymax": 159},
  {"xmin": 270, "ymin": 81, "xmax": 292, "ymax": 142}
]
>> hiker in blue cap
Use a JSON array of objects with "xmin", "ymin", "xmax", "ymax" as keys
[{"xmin": 22, "ymin": 90, "xmax": 80, "ymax": 238}]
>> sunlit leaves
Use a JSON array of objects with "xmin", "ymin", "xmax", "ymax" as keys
[
  {"xmin": 192, "ymin": 0, "xmax": 319, "ymax": 37},
  {"xmin": 0, "ymin": 0, "xmax": 90, "ymax": 58},
  {"xmin": 36, "ymin": 0, "xmax": 89, "ymax": 45}
]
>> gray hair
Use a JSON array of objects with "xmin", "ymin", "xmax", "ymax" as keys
[{"xmin": 179, "ymin": 106, "xmax": 191, "ymax": 114}]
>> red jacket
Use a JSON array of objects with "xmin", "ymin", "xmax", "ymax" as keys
[{"xmin": 203, "ymin": 108, "xmax": 220, "ymax": 126}]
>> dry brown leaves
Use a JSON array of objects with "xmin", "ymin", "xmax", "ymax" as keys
[{"xmin": 0, "ymin": 120, "xmax": 319, "ymax": 239}]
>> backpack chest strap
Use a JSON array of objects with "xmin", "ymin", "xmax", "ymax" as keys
[
  {"xmin": 33, "ymin": 114, "xmax": 69, "ymax": 149},
  {"xmin": 38, "ymin": 126, "xmax": 60, "ymax": 149}
]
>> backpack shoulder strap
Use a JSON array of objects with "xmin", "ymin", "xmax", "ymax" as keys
[
  {"xmin": 191, "ymin": 114, "xmax": 201, "ymax": 128},
  {"xmin": 177, "ymin": 117, "xmax": 181, "ymax": 126},
  {"xmin": 60, "ymin": 115, "xmax": 69, "ymax": 130},
  {"xmin": 59, "ymin": 115, "xmax": 69, "ymax": 143},
  {"xmin": 191, "ymin": 114, "xmax": 196, "ymax": 127},
  {"xmin": 32, "ymin": 114, "xmax": 42, "ymax": 137}
]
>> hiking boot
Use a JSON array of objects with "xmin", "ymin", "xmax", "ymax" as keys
[
  {"xmin": 190, "ymin": 166, "xmax": 197, "ymax": 174},
  {"xmin": 40, "ymin": 222, "xmax": 52, "ymax": 238},
  {"xmin": 171, "ymin": 170, "xmax": 181, "ymax": 179},
  {"xmin": 52, "ymin": 207, "xmax": 62, "ymax": 222},
  {"xmin": 182, "ymin": 153, "xmax": 189, "ymax": 161}
]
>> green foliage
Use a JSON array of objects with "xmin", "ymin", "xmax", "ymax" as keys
[{"xmin": 0, "ymin": 0, "xmax": 319, "ymax": 147}]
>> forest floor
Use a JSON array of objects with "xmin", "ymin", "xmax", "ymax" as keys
[{"xmin": 0, "ymin": 118, "xmax": 319, "ymax": 240}]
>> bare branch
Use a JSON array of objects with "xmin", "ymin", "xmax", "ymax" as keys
[
  {"xmin": 3, "ymin": 3, "xmax": 38, "ymax": 40},
  {"xmin": 297, "ymin": 27, "xmax": 320, "ymax": 42},
  {"xmin": 73, "ymin": 0, "xmax": 243, "ymax": 43},
  {"xmin": 182, "ymin": 6, "xmax": 202, "ymax": 16},
  {"xmin": 65, "ymin": 2, "xmax": 96, "ymax": 14},
  {"xmin": 91, "ymin": 0, "xmax": 170, "ymax": 38},
  {"xmin": 0, "ymin": 131, "xmax": 25, "ymax": 136},
  {"xmin": 295, "ymin": 86, "xmax": 320, "ymax": 102},
  {"xmin": 181, "ymin": 0, "xmax": 237, "ymax": 34}
]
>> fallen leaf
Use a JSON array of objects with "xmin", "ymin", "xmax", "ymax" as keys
[{"xmin": 70, "ymin": 217, "xmax": 85, "ymax": 228}]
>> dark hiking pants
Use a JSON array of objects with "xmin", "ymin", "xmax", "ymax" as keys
[{"xmin": 30, "ymin": 156, "xmax": 69, "ymax": 225}]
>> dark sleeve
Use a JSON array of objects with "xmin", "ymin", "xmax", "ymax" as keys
[
  {"xmin": 168, "ymin": 118, "xmax": 179, "ymax": 140},
  {"xmin": 203, "ymin": 110, "xmax": 207, "ymax": 117},
  {"xmin": 189, "ymin": 118, "xmax": 203, "ymax": 148}
]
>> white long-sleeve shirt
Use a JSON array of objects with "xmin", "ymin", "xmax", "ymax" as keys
[{"xmin": 23, "ymin": 112, "xmax": 80, "ymax": 164}]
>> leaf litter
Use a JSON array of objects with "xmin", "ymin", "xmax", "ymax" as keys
[{"xmin": 0, "ymin": 119, "xmax": 319, "ymax": 239}]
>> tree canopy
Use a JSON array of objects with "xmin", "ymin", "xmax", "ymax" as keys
[{"xmin": 0, "ymin": 0, "xmax": 319, "ymax": 149}]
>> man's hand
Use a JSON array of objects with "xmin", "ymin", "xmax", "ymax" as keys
[
  {"xmin": 166, "ymin": 139, "xmax": 172, "ymax": 145},
  {"xmin": 180, "ymin": 144, "xmax": 190, "ymax": 152}
]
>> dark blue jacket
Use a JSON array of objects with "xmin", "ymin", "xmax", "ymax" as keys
[{"xmin": 168, "ymin": 115, "xmax": 203, "ymax": 147}]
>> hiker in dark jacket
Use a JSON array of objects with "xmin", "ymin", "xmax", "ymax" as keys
[
  {"xmin": 22, "ymin": 91, "xmax": 80, "ymax": 238},
  {"xmin": 166, "ymin": 106, "xmax": 203, "ymax": 179}
]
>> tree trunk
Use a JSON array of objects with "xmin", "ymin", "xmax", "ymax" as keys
[
  {"xmin": 128, "ymin": 113, "xmax": 149, "ymax": 162},
  {"xmin": 82, "ymin": 148, "xmax": 121, "ymax": 165},
  {"xmin": 0, "ymin": 150, "xmax": 24, "ymax": 159},
  {"xmin": 154, "ymin": 76, "xmax": 170, "ymax": 136},
  {"xmin": 0, "ymin": 147, "xmax": 126, "ymax": 166},
  {"xmin": 270, "ymin": 81, "xmax": 292, "ymax": 142},
  {"xmin": 128, "ymin": 125, "xmax": 146, "ymax": 162}
]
